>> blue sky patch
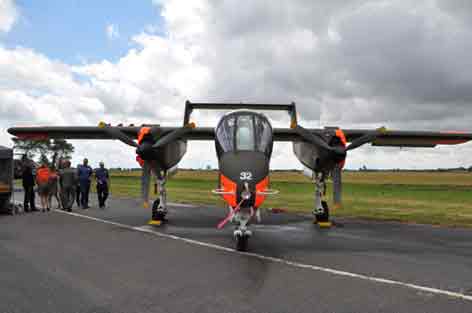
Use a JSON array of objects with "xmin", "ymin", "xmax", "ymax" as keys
[{"xmin": 2, "ymin": 0, "xmax": 165, "ymax": 64}]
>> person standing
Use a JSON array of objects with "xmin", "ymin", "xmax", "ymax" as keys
[
  {"xmin": 75, "ymin": 163, "xmax": 81, "ymax": 208},
  {"xmin": 59, "ymin": 160, "xmax": 78, "ymax": 211},
  {"xmin": 47, "ymin": 168, "xmax": 61, "ymax": 210},
  {"xmin": 77, "ymin": 158, "xmax": 92, "ymax": 209},
  {"xmin": 22, "ymin": 160, "xmax": 37, "ymax": 212},
  {"xmin": 36, "ymin": 162, "xmax": 50, "ymax": 212},
  {"xmin": 94, "ymin": 161, "xmax": 110, "ymax": 209}
]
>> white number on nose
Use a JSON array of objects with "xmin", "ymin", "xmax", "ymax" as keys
[{"xmin": 240, "ymin": 171, "xmax": 253, "ymax": 181}]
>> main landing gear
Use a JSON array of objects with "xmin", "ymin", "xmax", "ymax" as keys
[
  {"xmin": 149, "ymin": 175, "xmax": 168, "ymax": 226},
  {"xmin": 313, "ymin": 173, "xmax": 331, "ymax": 228}
]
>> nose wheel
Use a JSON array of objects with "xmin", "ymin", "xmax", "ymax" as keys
[{"xmin": 234, "ymin": 229, "xmax": 251, "ymax": 252}]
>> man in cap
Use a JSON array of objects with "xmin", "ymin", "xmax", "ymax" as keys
[
  {"xmin": 94, "ymin": 161, "xmax": 110, "ymax": 209},
  {"xmin": 77, "ymin": 158, "xmax": 92, "ymax": 209},
  {"xmin": 59, "ymin": 160, "xmax": 78, "ymax": 211}
]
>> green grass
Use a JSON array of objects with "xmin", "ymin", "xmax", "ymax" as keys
[{"xmin": 106, "ymin": 170, "xmax": 472, "ymax": 228}]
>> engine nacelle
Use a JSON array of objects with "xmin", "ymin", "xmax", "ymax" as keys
[{"xmin": 292, "ymin": 128, "xmax": 346, "ymax": 173}]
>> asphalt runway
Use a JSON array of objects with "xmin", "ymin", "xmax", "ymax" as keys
[{"xmin": 1, "ymin": 193, "xmax": 472, "ymax": 313}]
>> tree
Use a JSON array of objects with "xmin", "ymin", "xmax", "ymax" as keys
[
  {"xmin": 12, "ymin": 138, "xmax": 50, "ymax": 159},
  {"xmin": 12, "ymin": 138, "xmax": 74, "ymax": 166},
  {"xmin": 50, "ymin": 139, "xmax": 74, "ymax": 161}
]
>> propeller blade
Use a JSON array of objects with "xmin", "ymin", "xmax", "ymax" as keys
[
  {"xmin": 152, "ymin": 123, "xmax": 195, "ymax": 149},
  {"xmin": 149, "ymin": 125, "xmax": 162, "ymax": 138},
  {"xmin": 332, "ymin": 163, "xmax": 342, "ymax": 209},
  {"xmin": 346, "ymin": 127, "xmax": 386, "ymax": 151},
  {"xmin": 101, "ymin": 125, "xmax": 139, "ymax": 148},
  {"xmin": 141, "ymin": 160, "xmax": 152, "ymax": 208},
  {"xmin": 293, "ymin": 125, "xmax": 334, "ymax": 151}
]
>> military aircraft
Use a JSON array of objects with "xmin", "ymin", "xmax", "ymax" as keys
[{"xmin": 8, "ymin": 101, "xmax": 472, "ymax": 251}]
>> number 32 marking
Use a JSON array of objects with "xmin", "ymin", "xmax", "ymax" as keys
[{"xmin": 240, "ymin": 172, "xmax": 253, "ymax": 181}]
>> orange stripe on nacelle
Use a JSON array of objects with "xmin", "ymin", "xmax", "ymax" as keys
[
  {"xmin": 335, "ymin": 129, "xmax": 347, "ymax": 168},
  {"xmin": 137, "ymin": 127, "xmax": 151, "ymax": 144},
  {"xmin": 335, "ymin": 129, "xmax": 347, "ymax": 146}
]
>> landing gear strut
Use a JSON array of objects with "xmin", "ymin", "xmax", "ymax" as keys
[
  {"xmin": 149, "ymin": 172, "xmax": 168, "ymax": 226},
  {"xmin": 233, "ymin": 208, "xmax": 253, "ymax": 252},
  {"xmin": 313, "ymin": 172, "xmax": 331, "ymax": 228}
]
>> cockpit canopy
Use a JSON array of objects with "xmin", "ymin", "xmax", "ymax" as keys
[{"xmin": 215, "ymin": 111, "xmax": 273, "ymax": 157}]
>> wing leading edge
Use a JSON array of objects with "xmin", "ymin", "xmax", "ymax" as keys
[
  {"xmin": 7, "ymin": 126, "xmax": 216, "ymax": 141},
  {"xmin": 8, "ymin": 126, "xmax": 472, "ymax": 147},
  {"xmin": 272, "ymin": 128, "xmax": 472, "ymax": 147}
]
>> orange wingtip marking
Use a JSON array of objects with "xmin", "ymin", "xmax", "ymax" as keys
[
  {"xmin": 434, "ymin": 139, "xmax": 469, "ymax": 145},
  {"xmin": 17, "ymin": 133, "xmax": 49, "ymax": 140},
  {"xmin": 440, "ymin": 131, "xmax": 468, "ymax": 134}
]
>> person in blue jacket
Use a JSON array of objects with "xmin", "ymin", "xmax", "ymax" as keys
[
  {"xmin": 77, "ymin": 158, "xmax": 93, "ymax": 209},
  {"xmin": 94, "ymin": 161, "xmax": 110, "ymax": 209}
]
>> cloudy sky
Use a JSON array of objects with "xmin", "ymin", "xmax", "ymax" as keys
[{"xmin": 1, "ymin": 0, "xmax": 472, "ymax": 170}]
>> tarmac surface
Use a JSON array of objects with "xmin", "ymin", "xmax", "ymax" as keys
[{"xmin": 1, "ymin": 192, "xmax": 472, "ymax": 313}]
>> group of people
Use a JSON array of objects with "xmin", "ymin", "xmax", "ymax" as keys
[{"xmin": 22, "ymin": 158, "xmax": 110, "ymax": 212}]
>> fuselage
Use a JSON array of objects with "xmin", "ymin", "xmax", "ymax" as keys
[{"xmin": 215, "ymin": 110, "xmax": 273, "ymax": 209}]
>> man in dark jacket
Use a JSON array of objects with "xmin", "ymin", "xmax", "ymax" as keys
[
  {"xmin": 77, "ymin": 158, "xmax": 92, "ymax": 209},
  {"xmin": 22, "ymin": 160, "xmax": 37, "ymax": 212},
  {"xmin": 94, "ymin": 162, "xmax": 110, "ymax": 209},
  {"xmin": 59, "ymin": 160, "xmax": 78, "ymax": 211}
]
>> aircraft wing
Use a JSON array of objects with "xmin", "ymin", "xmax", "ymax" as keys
[
  {"xmin": 7, "ymin": 126, "xmax": 216, "ymax": 141},
  {"xmin": 9, "ymin": 126, "xmax": 472, "ymax": 147},
  {"xmin": 273, "ymin": 128, "xmax": 472, "ymax": 147}
]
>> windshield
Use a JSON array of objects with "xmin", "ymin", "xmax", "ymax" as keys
[
  {"xmin": 216, "ymin": 112, "xmax": 273, "ymax": 155},
  {"xmin": 236, "ymin": 115, "xmax": 255, "ymax": 150}
]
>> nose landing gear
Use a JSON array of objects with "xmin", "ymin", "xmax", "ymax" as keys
[{"xmin": 233, "ymin": 209, "xmax": 253, "ymax": 252}]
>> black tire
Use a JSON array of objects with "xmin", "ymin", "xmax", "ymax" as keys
[
  {"xmin": 236, "ymin": 234, "xmax": 249, "ymax": 252},
  {"xmin": 152, "ymin": 199, "xmax": 166, "ymax": 221},
  {"xmin": 315, "ymin": 200, "xmax": 330, "ymax": 222}
]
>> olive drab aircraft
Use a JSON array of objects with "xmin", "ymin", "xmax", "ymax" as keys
[{"xmin": 8, "ymin": 101, "xmax": 472, "ymax": 251}]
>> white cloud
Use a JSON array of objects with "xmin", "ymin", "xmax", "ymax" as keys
[
  {"xmin": 106, "ymin": 23, "xmax": 120, "ymax": 40},
  {"xmin": 0, "ymin": 0, "xmax": 18, "ymax": 33},
  {"xmin": 2, "ymin": 0, "xmax": 472, "ymax": 170}
]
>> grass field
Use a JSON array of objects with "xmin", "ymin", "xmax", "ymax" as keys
[{"xmin": 107, "ymin": 170, "xmax": 472, "ymax": 228}]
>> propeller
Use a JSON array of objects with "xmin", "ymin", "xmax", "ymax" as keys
[
  {"xmin": 345, "ymin": 128, "xmax": 386, "ymax": 151},
  {"xmin": 99, "ymin": 122, "xmax": 139, "ymax": 148},
  {"xmin": 152, "ymin": 123, "xmax": 195, "ymax": 149},
  {"xmin": 294, "ymin": 125, "xmax": 386, "ymax": 156},
  {"xmin": 99, "ymin": 122, "xmax": 194, "ymax": 208},
  {"xmin": 294, "ymin": 125, "xmax": 385, "ymax": 209}
]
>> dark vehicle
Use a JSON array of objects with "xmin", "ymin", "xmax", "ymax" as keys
[{"xmin": 0, "ymin": 146, "xmax": 13, "ymax": 212}]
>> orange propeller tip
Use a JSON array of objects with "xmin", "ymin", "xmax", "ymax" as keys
[
  {"xmin": 290, "ymin": 121, "xmax": 297, "ymax": 129},
  {"xmin": 98, "ymin": 121, "xmax": 107, "ymax": 128},
  {"xmin": 188, "ymin": 122, "xmax": 196, "ymax": 128}
]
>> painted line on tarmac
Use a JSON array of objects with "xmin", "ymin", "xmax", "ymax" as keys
[
  {"xmin": 168, "ymin": 202, "xmax": 196, "ymax": 208},
  {"xmin": 53, "ymin": 209, "xmax": 472, "ymax": 302}
]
